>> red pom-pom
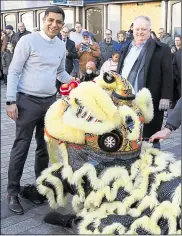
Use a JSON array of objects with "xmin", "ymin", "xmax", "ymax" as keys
[{"xmin": 60, "ymin": 80, "xmax": 79, "ymax": 96}]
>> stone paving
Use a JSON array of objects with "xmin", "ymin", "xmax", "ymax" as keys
[{"xmin": 1, "ymin": 83, "xmax": 181, "ymax": 234}]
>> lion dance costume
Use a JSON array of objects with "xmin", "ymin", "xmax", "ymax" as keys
[{"xmin": 36, "ymin": 72, "xmax": 181, "ymax": 234}]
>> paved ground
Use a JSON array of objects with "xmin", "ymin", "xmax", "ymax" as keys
[{"xmin": 1, "ymin": 83, "xmax": 181, "ymax": 235}]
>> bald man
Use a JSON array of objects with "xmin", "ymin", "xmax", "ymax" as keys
[{"xmin": 13, "ymin": 22, "xmax": 31, "ymax": 47}]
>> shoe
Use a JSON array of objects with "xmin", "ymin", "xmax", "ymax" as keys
[
  {"xmin": 43, "ymin": 212, "xmax": 76, "ymax": 227},
  {"xmin": 19, "ymin": 184, "xmax": 46, "ymax": 205},
  {"xmin": 8, "ymin": 195, "xmax": 24, "ymax": 215}
]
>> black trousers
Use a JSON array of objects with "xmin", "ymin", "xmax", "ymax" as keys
[{"xmin": 7, "ymin": 92, "xmax": 56, "ymax": 196}]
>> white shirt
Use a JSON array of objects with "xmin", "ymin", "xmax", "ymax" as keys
[
  {"xmin": 39, "ymin": 30, "xmax": 56, "ymax": 43},
  {"xmin": 121, "ymin": 41, "xmax": 146, "ymax": 92}
]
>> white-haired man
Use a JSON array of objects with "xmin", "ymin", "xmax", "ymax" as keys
[{"xmin": 117, "ymin": 16, "xmax": 173, "ymax": 149}]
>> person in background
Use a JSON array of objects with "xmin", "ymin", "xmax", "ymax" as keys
[
  {"xmin": 158, "ymin": 28, "xmax": 175, "ymax": 50},
  {"xmin": 69, "ymin": 22, "xmax": 83, "ymax": 77},
  {"xmin": 117, "ymin": 16, "xmax": 173, "ymax": 149},
  {"xmin": 2, "ymin": 43, "xmax": 14, "ymax": 85},
  {"xmin": 150, "ymin": 31, "xmax": 160, "ymax": 41},
  {"xmin": 126, "ymin": 23, "xmax": 134, "ymax": 40},
  {"xmin": 114, "ymin": 30, "xmax": 130, "ymax": 52},
  {"xmin": 13, "ymin": 22, "xmax": 31, "ymax": 47},
  {"xmin": 100, "ymin": 51, "xmax": 120, "ymax": 75},
  {"xmin": 5, "ymin": 25, "xmax": 16, "ymax": 45},
  {"xmin": 1, "ymin": 30, "xmax": 8, "ymax": 82},
  {"xmin": 56, "ymin": 26, "xmax": 78, "ymax": 93},
  {"xmin": 99, "ymin": 29, "xmax": 117, "ymax": 67},
  {"xmin": 6, "ymin": 6, "xmax": 77, "ymax": 215},
  {"xmin": 81, "ymin": 61, "xmax": 97, "ymax": 82},
  {"xmin": 77, "ymin": 30, "xmax": 100, "ymax": 77},
  {"xmin": 150, "ymin": 97, "xmax": 181, "ymax": 142},
  {"xmin": 172, "ymin": 36, "xmax": 181, "ymax": 106}
]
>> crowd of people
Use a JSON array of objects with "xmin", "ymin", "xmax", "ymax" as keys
[{"xmin": 0, "ymin": 6, "xmax": 181, "ymax": 216}]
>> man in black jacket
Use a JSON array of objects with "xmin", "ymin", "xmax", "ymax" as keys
[
  {"xmin": 56, "ymin": 26, "xmax": 78, "ymax": 92},
  {"xmin": 13, "ymin": 22, "xmax": 31, "ymax": 47},
  {"xmin": 5, "ymin": 25, "xmax": 16, "ymax": 45},
  {"xmin": 117, "ymin": 16, "xmax": 173, "ymax": 149}
]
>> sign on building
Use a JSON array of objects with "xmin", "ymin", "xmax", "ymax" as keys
[{"xmin": 51, "ymin": 0, "xmax": 83, "ymax": 6}]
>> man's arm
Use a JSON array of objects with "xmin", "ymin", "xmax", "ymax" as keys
[
  {"xmin": 57, "ymin": 49, "xmax": 72, "ymax": 84},
  {"xmin": 166, "ymin": 97, "xmax": 181, "ymax": 130},
  {"xmin": 6, "ymin": 37, "xmax": 30, "ymax": 101}
]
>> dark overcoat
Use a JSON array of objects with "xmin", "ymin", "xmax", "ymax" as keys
[
  {"xmin": 65, "ymin": 38, "xmax": 78, "ymax": 74},
  {"xmin": 117, "ymin": 39, "xmax": 173, "ymax": 138}
]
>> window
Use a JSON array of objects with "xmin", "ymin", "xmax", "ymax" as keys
[
  {"xmin": 4, "ymin": 14, "xmax": 16, "ymax": 30},
  {"xmin": 39, "ymin": 11, "xmax": 45, "ymax": 30},
  {"xmin": 64, "ymin": 9, "xmax": 74, "ymax": 29},
  {"xmin": 21, "ymin": 12, "xmax": 33, "ymax": 32}
]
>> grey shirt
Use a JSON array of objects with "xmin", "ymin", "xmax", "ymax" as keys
[{"xmin": 6, "ymin": 30, "xmax": 72, "ymax": 101}]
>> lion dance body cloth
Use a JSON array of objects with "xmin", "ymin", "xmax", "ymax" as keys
[{"xmin": 36, "ymin": 72, "xmax": 181, "ymax": 235}]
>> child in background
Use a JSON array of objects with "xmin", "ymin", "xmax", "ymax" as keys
[
  {"xmin": 2, "ymin": 43, "xmax": 14, "ymax": 85},
  {"xmin": 100, "ymin": 52, "xmax": 120, "ymax": 75},
  {"xmin": 81, "ymin": 61, "xmax": 97, "ymax": 82}
]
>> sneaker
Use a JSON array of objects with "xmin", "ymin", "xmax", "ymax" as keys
[{"xmin": 19, "ymin": 184, "xmax": 46, "ymax": 205}]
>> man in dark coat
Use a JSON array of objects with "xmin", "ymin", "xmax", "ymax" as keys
[
  {"xmin": 117, "ymin": 16, "xmax": 173, "ymax": 149},
  {"xmin": 56, "ymin": 26, "xmax": 78, "ymax": 92},
  {"xmin": 5, "ymin": 25, "xmax": 16, "ymax": 45},
  {"xmin": 13, "ymin": 22, "xmax": 31, "ymax": 47},
  {"xmin": 99, "ymin": 29, "xmax": 118, "ymax": 67},
  {"xmin": 172, "ymin": 38, "xmax": 181, "ymax": 105}
]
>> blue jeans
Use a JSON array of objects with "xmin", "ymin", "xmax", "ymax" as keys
[{"xmin": 153, "ymin": 142, "xmax": 161, "ymax": 150}]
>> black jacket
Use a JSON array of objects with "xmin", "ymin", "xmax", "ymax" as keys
[
  {"xmin": 117, "ymin": 39, "xmax": 173, "ymax": 138},
  {"xmin": 13, "ymin": 29, "xmax": 31, "ymax": 47},
  {"xmin": 64, "ymin": 38, "xmax": 78, "ymax": 73},
  {"xmin": 173, "ymin": 49, "xmax": 181, "ymax": 83}
]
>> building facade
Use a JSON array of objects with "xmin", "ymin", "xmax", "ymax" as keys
[{"xmin": 1, "ymin": 0, "xmax": 181, "ymax": 41}]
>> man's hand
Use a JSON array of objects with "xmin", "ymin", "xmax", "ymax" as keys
[
  {"xmin": 6, "ymin": 104, "xmax": 18, "ymax": 121},
  {"xmin": 158, "ymin": 99, "xmax": 170, "ymax": 111},
  {"xmin": 149, "ymin": 127, "xmax": 172, "ymax": 142}
]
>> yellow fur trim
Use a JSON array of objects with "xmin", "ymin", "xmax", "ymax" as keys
[
  {"xmin": 118, "ymin": 105, "xmax": 140, "ymax": 140},
  {"xmin": 135, "ymin": 88, "xmax": 154, "ymax": 123},
  {"xmin": 45, "ymin": 99, "xmax": 85, "ymax": 144},
  {"xmin": 172, "ymin": 184, "xmax": 181, "ymax": 206}
]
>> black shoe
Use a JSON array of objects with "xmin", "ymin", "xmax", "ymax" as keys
[
  {"xmin": 43, "ymin": 212, "xmax": 76, "ymax": 227},
  {"xmin": 8, "ymin": 195, "xmax": 24, "ymax": 215},
  {"xmin": 19, "ymin": 184, "xmax": 46, "ymax": 205}
]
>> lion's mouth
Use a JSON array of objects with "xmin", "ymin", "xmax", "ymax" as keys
[{"xmin": 75, "ymin": 99, "xmax": 101, "ymax": 123}]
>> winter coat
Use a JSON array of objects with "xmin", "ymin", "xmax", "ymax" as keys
[
  {"xmin": 117, "ymin": 39, "xmax": 173, "ymax": 138},
  {"xmin": 100, "ymin": 58, "xmax": 118, "ymax": 74},
  {"xmin": 2, "ymin": 51, "xmax": 13, "ymax": 75},
  {"xmin": 172, "ymin": 49, "xmax": 181, "ymax": 103},
  {"xmin": 77, "ymin": 42, "xmax": 101, "ymax": 73},
  {"xmin": 114, "ymin": 40, "xmax": 130, "ymax": 52},
  {"xmin": 98, "ymin": 39, "xmax": 118, "ymax": 65},
  {"xmin": 167, "ymin": 97, "xmax": 181, "ymax": 130},
  {"xmin": 13, "ymin": 30, "xmax": 31, "ymax": 47},
  {"xmin": 65, "ymin": 38, "xmax": 78, "ymax": 74},
  {"xmin": 81, "ymin": 72, "xmax": 97, "ymax": 82},
  {"xmin": 160, "ymin": 34, "xmax": 175, "ymax": 49}
]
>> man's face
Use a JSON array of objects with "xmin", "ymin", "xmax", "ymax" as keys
[
  {"xmin": 18, "ymin": 23, "xmax": 25, "ymax": 33},
  {"xmin": 133, "ymin": 19, "xmax": 150, "ymax": 44},
  {"xmin": 75, "ymin": 23, "xmax": 82, "ymax": 33},
  {"xmin": 175, "ymin": 37, "xmax": 181, "ymax": 48},
  {"xmin": 5, "ymin": 29, "xmax": 11, "ymax": 35},
  {"xmin": 43, "ymin": 12, "xmax": 64, "ymax": 39},
  {"xmin": 158, "ymin": 29, "xmax": 165, "ymax": 39},
  {"xmin": 61, "ymin": 27, "xmax": 69, "ymax": 39},
  {"xmin": 105, "ymin": 30, "xmax": 112, "ymax": 40},
  {"xmin": 83, "ymin": 36, "xmax": 89, "ymax": 43}
]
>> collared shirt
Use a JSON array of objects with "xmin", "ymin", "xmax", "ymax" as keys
[
  {"xmin": 39, "ymin": 30, "xmax": 56, "ymax": 43},
  {"xmin": 121, "ymin": 40, "xmax": 146, "ymax": 92}
]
